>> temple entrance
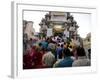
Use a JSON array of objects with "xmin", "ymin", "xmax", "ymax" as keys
[
  {"xmin": 53, "ymin": 32, "xmax": 63, "ymax": 37},
  {"xmin": 53, "ymin": 25, "xmax": 65, "ymax": 37}
]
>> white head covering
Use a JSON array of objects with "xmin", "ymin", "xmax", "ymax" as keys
[{"xmin": 42, "ymin": 51, "xmax": 55, "ymax": 67}]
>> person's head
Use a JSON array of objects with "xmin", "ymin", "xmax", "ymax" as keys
[
  {"xmin": 64, "ymin": 42, "xmax": 67, "ymax": 48},
  {"xmin": 61, "ymin": 44, "xmax": 63, "ymax": 48},
  {"xmin": 38, "ymin": 43, "xmax": 42, "ymax": 50},
  {"xmin": 69, "ymin": 45, "xmax": 72, "ymax": 48},
  {"xmin": 42, "ymin": 52, "xmax": 55, "ymax": 67},
  {"xmin": 57, "ymin": 44, "xmax": 60, "ymax": 47},
  {"xmin": 77, "ymin": 47, "xmax": 86, "ymax": 57},
  {"xmin": 38, "ymin": 43, "xmax": 42, "ymax": 47},
  {"xmin": 63, "ymin": 48, "xmax": 71, "ymax": 57},
  {"xmin": 57, "ymin": 38, "xmax": 60, "ymax": 41}
]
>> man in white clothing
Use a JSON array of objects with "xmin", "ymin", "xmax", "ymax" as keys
[{"xmin": 72, "ymin": 47, "xmax": 90, "ymax": 67}]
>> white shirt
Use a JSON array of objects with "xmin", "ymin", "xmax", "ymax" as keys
[{"xmin": 72, "ymin": 56, "xmax": 90, "ymax": 67}]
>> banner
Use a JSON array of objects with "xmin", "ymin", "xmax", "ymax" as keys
[{"xmin": 47, "ymin": 28, "xmax": 53, "ymax": 37}]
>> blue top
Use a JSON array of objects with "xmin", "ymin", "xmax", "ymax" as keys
[
  {"xmin": 56, "ymin": 47, "xmax": 63, "ymax": 55},
  {"xmin": 57, "ymin": 57, "xmax": 73, "ymax": 67},
  {"xmin": 55, "ymin": 47, "xmax": 64, "ymax": 59},
  {"xmin": 41, "ymin": 41, "xmax": 48, "ymax": 49}
]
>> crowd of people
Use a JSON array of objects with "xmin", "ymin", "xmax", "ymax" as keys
[{"xmin": 23, "ymin": 35, "xmax": 91, "ymax": 69}]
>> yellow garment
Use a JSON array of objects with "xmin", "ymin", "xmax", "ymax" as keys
[{"xmin": 69, "ymin": 42, "xmax": 75, "ymax": 48}]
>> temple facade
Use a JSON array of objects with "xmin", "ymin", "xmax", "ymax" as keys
[{"xmin": 39, "ymin": 11, "xmax": 79, "ymax": 38}]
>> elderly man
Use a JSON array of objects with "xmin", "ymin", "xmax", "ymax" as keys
[
  {"xmin": 42, "ymin": 51, "xmax": 55, "ymax": 68},
  {"xmin": 72, "ymin": 47, "xmax": 90, "ymax": 67}
]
